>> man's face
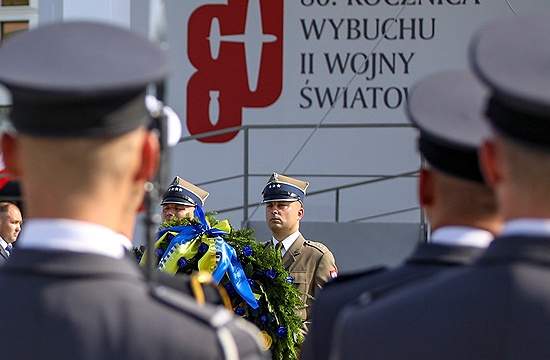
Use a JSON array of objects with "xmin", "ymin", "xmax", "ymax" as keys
[
  {"xmin": 161, "ymin": 203, "xmax": 195, "ymax": 221},
  {"xmin": 265, "ymin": 201, "xmax": 303, "ymax": 234},
  {"xmin": 0, "ymin": 205, "xmax": 22, "ymax": 244}
]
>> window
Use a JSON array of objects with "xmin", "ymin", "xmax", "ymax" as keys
[
  {"xmin": 0, "ymin": 105, "xmax": 9, "ymax": 122},
  {"xmin": 0, "ymin": 104, "xmax": 10, "ymax": 132},
  {"xmin": 2, "ymin": 0, "xmax": 30, "ymax": 6},
  {"xmin": 0, "ymin": 0, "xmax": 36, "ymax": 43},
  {"xmin": 1, "ymin": 20, "xmax": 27, "ymax": 41},
  {"xmin": 0, "ymin": 0, "xmax": 36, "ymax": 105}
]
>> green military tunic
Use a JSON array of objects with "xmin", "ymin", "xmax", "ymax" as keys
[{"xmin": 281, "ymin": 234, "xmax": 337, "ymax": 325}]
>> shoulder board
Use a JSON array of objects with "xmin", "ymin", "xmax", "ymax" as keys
[
  {"xmin": 150, "ymin": 284, "xmax": 234, "ymax": 329},
  {"xmin": 353, "ymin": 268, "xmax": 437, "ymax": 308},
  {"xmin": 190, "ymin": 271, "xmax": 232, "ymax": 310},
  {"xmin": 325, "ymin": 266, "xmax": 387, "ymax": 288},
  {"xmin": 151, "ymin": 270, "xmax": 231, "ymax": 309},
  {"xmin": 151, "ymin": 285, "xmax": 266, "ymax": 359},
  {"xmin": 304, "ymin": 240, "xmax": 331, "ymax": 254}
]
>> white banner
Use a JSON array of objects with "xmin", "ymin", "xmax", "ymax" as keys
[{"xmin": 162, "ymin": 0, "xmax": 548, "ymax": 223}]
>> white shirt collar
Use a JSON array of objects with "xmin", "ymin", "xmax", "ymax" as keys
[
  {"xmin": 272, "ymin": 231, "xmax": 300, "ymax": 257},
  {"xmin": 17, "ymin": 219, "xmax": 132, "ymax": 259},
  {"xmin": 430, "ymin": 226, "xmax": 494, "ymax": 248},
  {"xmin": 0, "ymin": 237, "xmax": 8, "ymax": 251},
  {"xmin": 501, "ymin": 218, "xmax": 550, "ymax": 238}
]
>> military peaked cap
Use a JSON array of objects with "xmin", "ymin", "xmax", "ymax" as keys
[
  {"xmin": 262, "ymin": 173, "xmax": 309, "ymax": 203},
  {"xmin": 161, "ymin": 176, "xmax": 209, "ymax": 207},
  {"xmin": 0, "ymin": 21, "xmax": 167, "ymax": 137},
  {"xmin": 470, "ymin": 15, "xmax": 550, "ymax": 150},
  {"xmin": 407, "ymin": 70, "xmax": 490, "ymax": 183}
]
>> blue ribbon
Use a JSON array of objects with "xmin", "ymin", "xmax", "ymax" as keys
[
  {"xmin": 158, "ymin": 206, "xmax": 228, "ymax": 261},
  {"xmin": 157, "ymin": 206, "xmax": 259, "ymax": 309},
  {"xmin": 211, "ymin": 237, "xmax": 259, "ymax": 309}
]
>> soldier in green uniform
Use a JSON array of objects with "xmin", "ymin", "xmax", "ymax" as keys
[{"xmin": 262, "ymin": 173, "xmax": 337, "ymax": 327}]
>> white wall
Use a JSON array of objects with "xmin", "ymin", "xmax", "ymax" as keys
[
  {"xmin": 160, "ymin": 0, "xmax": 550, "ymax": 227},
  {"xmin": 249, "ymin": 221, "xmax": 421, "ymax": 273},
  {"xmin": 63, "ymin": 0, "xmax": 131, "ymax": 28}
]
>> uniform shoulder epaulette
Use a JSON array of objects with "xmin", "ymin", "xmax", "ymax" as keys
[
  {"xmin": 189, "ymin": 272, "xmax": 232, "ymax": 309},
  {"xmin": 324, "ymin": 266, "xmax": 387, "ymax": 288},
  {"xmin": 351, "ymin": 268, "xmax": 439, "ymax": 309},
  {"xmin": 152, "ymin": 271, "xmax": 232, "ymax": 309},
  {"xmin": 145, "ymin": 264, "xmax": 232, "ymax": 309},
  {"xmin": 304, "ymin": 240, "xmax": 331, "ymax": 254},
  {"xmin": 150, "ymin": 283, "xmax": 266, "ymax": 359},
  {"xmin": 150, "ymin": 282, "xmax": 232, "ymax": 328}
]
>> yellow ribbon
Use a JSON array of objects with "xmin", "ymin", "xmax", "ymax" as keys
[{"xmin": 145, "ymin": 219, "xmax": 233, "ymax": 275}]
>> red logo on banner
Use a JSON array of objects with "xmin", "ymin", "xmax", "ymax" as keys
[{"xmin": 187, "ymin": 0, "xmax": 283, "ymax": 143}]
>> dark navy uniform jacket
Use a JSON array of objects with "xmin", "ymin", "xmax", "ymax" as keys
[
  {"xmin": 0, "ymin": 248, "xmax": 266, "ymax": 360},
  {"xmin": 302, "ymin": 235, "xmax": 484, "ymax": 360},
  {"xmin": 333, "ymin": 232, "xmax": 550, "ymax": 360}
]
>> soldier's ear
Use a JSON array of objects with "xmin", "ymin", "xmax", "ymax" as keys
[
  {"xmin": 419, "ymin": 167, "xmax": 434, "ymax": 207},
  {"xmin": 135, "ymin": 130, "xmax": 160, "ymax": 182},
  {"xmin": 297, "ymin": 204, "xmax": 304, "ymax": 220},
  {"xmin": 1, "ymin": 133, "xmax": 21, "ymax": 177},
  {"xmin": 479, "ymin": 139, "xmax": 501, "ymax": 188}
]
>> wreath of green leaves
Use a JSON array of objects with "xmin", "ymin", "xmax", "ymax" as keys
[{"xmin": 144, "ymin": 213, "xmax": 304, "ymax": 360}]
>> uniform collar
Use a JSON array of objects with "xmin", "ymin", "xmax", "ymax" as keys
[
  {"xmin": 478, "ymin": 234, "xmax": 550, "ymax": 267},
  {"xmin": 501, "ymin": 218, "xmax": 550, "ymax": 238},
  {"xmin": 2, "ymin": 248, "xmax": 143, "ymax": 280},
  {"xmin": 272, "ymin": 231, "xmax": 300, "ymax": 256},
  {"xmin": 430, "ymin": 226, "xmax": 494, "ymax": 248},
  {"xmin": 476, "ymin": 219, "xmax": 550, "ymax": 267},
  {"xmin": 16, "ymin": 219, "xmax": 132, "ymax": 259},
  {"xmin": 408, "ymin": 242, "xmax": 483, "ymax": 266}
]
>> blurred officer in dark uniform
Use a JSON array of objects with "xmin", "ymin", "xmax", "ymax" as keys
[
  {"xmin": 301, "ymin": 69, "xmax": 501, "ymax": 360},
  {"xmin": 262, "ymin": 173, "xmax": 337, "ymax": 328},
  {"xmin": 331, "ymin": 15, "xmax": 550, "ymax": 360},
  {"xmin": 0, "ymin": 21, "xmax": 265, "ymax": 360}
]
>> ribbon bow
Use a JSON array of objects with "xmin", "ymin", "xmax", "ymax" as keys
[{"xmin": 155, "ymin": 206, "xmax": 259, "ymax": 309}]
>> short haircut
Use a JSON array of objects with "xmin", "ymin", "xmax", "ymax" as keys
[
  {"xmin": 432, "ymin": 168, "xmax": 498, "ymax": 220},
  {"xmin": 0, "ymin": 202, "xmax": 17, "ymax": 214},
  {"xmin": 501, "ymin": 136, "xmax": 550, "ymax": 190}
]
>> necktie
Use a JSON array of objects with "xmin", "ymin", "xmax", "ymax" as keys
[
  {"xmin": 5, "ymin": 244, "xmax": 12, "ymax": 256},
  {"xmin": 275, "ymin": 242, "xmax": 283, "ymax": 257}
]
